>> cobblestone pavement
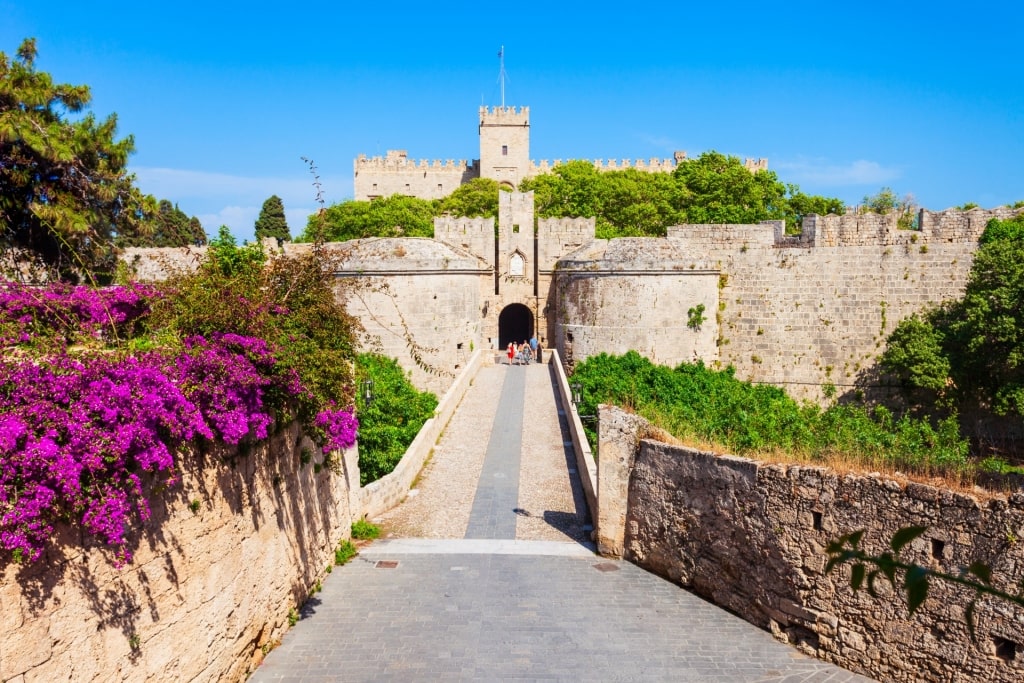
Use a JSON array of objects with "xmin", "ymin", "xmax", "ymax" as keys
[
  {"xmin": 375, "ymin": 362, "xmax": 588, "ymax": 543},
  {"xmin": 250, "ymin": 361, "xmax": 874, "ymax": 682}
]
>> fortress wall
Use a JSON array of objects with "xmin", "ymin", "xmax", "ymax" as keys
[
  {"xmin": 665, "ymin": 208, "xmax": 1022, "ymax": 402},
  {"xmin": 666, "ymin": 221, "xmax": 783, "ymax": 249},
  {"xmin": 0, "ymin": 422, "xmax": 356, "ymax": 683},
  {"xmin": 537, "ymin": 218, "xmax": 596, "ymax": 270},
  {"xmin": 121, "ymin": 246, "xmax": 208, "ymax": 281},
  {"xmin": 338, "ymin": 269, "xmax": 482, "ymax": 396},
  {"xmin": 353, "ymin": 154, "xmax": 478, "ymax": 201},
  {"xmin": 527, "ymin": 156, "xmax": 768, "ymax": 176},
  {"xmin": 554, "ymin": 269, "xmax": 719, "ymax": 372},
  {"xmin": 599, "ymin": 405, "xmax": 1024, "ymax": 683},
  {"xmin": 711, "ymin": 239, "xmax": 979, "ymax": 401},
  {"xmin": 433, "ymin": 216, "xmax": 495, "ymax": 264},
  {"xmin": 529, "ymin": 158, "xmax": 677, "ymax": 174},
  {"xmin": 803, "ymin": 206, "xmax": 1019, "ymax": 247}
]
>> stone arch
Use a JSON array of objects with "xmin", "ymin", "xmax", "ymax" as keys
[
  {"xmin": 498, "ymin": 303, "xmax": 534, "ymax": 349},
  {"xmin": 498, "ymin": 180, "xmax": 515, "ymax": 191}
]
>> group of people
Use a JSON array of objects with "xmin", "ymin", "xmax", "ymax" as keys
[{"xmin": 507, "ymin": 336, "xmax": 543, "ymax": 365}]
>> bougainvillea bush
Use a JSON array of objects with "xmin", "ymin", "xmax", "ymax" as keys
[{"xmin": 0, "ymin": 238, "xmax": 360, "ymax": 567}]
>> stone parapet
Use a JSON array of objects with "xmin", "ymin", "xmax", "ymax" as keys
[
  {"xmin": 0, "ymin": 422, "xmax": 356, "ymax": 682},
  {"xmin": 601, "ymin": 405, "xmax": 1024, "ymax": 682}
]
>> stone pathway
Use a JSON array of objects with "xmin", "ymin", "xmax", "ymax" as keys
[{"xmin": 250, "ymin": 361, "xmax": 873, "ymax": 682}]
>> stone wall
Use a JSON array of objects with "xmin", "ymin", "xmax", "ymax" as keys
[
  {"xmin": 334, "ymin": 237, "xmax": 488, "ymax": 396},
  {"xmin": 598, "ymin": 405, "xmax": 1024, "ymax": 682},
  {"xmin": 662, "ymin": 207, "xmax": 1022, "ymax": 402},
  {"xmin": 553, "ymin": 238, "xmax": 720, "ymax": 372},
  {"xmin": 353, "ymin": 150, "xmax": 478, "ymax": 201},
  {"xmin": 0, "ymin": 421, "xmax": 357, "ymax": 682}
]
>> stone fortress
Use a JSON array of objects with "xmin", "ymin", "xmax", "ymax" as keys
[
  {"xmin": 128, "ymin": 103, "xmax": 1022, "ymax": 403},
  {"xmin": 338, "ymin": 103, "xmax": 1022, "ymax": 403},
  {"xmin": 353, "ymin": 105, "xmax": 767, "ymax": 200}
]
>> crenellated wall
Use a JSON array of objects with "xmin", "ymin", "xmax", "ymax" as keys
[
  {"xmin": 353, "ymin": 150, "xmax": 479, "ymax": 200},
  {"xmin": 597, "ymin": 404, "xmax": 1024, "ymax": 683},
  {"xmin": 528, "ymin": 155, "xmax": 767, "ymax": 175},
  {"xmin": 120, "ymin": 203, "xmax": 1024, "ymax": 405},
  {"xmin": 661, "ymin": 206, "xmax": 1023, "ymax": 401}
]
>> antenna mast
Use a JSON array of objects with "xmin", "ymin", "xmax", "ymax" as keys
[{"xmin": 497, "ymin": 45, "xmax": 508, "ymax": 107}]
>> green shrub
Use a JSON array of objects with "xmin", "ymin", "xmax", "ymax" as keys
[
  {"xmin": 334, "ymin": 540, "xmax": 357, "ymax": 565},
  {"xmin": 351, "ymin": 519, "xmax": 380, "ymax": 540},
  {"xmin": 570, "ymin": 351, "xmax": 970, "ymax": 478},
  {"xmin": 354, "ymin": 353, "xmax": 438, "ymax": 484}
]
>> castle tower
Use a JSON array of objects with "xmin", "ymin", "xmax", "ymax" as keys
[{"xmin": 479, "ymin": 106, "xmax": 530, "ymax": 189}]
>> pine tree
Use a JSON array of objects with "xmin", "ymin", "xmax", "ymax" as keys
[
  {"xmin": 254, "ymin": 195, "xmax": 290, "ymax": 242},
  {"xmin": 0, "ymin": 38, "xmax": 153, "ymax": 282},
  {"xmin": 118, "ymin": 200, "xmax": 205, "ymax": 247}
]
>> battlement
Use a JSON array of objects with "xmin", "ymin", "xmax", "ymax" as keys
[
  {"xmin": 538, "ymin": 217, "xmax": 597, "ymax": 237},
  {"xmin": 525, "ymin": 153, "xmax": 767, "ymax": 177},
  {"xmin": 433, "ymin": 216, "xmax": 495, "ymax": 238},
  {"xmin": 479, "ymin": 105, "xmax": 530, "ymax": 124},
  {"xmin": 355, "ymin": 152, "xmax": 477, "ymax": 173},
  {"xmin": 528, "ymin": 158, "xmax": 678, "ymax": 174},
  {"xmin": 804, "ymin": 206, "xmax": 1023, "ymax": 247}
]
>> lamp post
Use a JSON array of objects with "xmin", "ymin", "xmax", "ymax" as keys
[
  {"xmin": 570, "ymin": 381, "xmax": 583, "ymax": 408},
  {"xmin": 361, "ymin": 380, "xmax": 374, "ymax": 406},
  {"xmin": 569, "ymin": 380, "xmax": 595, "ymax": 422}
]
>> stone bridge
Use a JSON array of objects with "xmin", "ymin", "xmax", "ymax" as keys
[{"xmin": 249, "ymin": 354, "xmax": 874, "ymax": 682}]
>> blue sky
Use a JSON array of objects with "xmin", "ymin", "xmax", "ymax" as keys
[{"xmin": 3, "ymin": 1, "xmax": 1021, "ymax": 242}]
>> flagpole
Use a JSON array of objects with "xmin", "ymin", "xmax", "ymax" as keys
[{"xmin": 498, "ymin": 45, "xmax": 505, "ymax": 108}]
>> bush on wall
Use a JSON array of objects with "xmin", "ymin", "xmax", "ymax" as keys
[{"xmin": 0, "ymin": 235, "xmax": 360, "ymax": 567}]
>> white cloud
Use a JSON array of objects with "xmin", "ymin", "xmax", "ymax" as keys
[
  {"xmin": 774, "ymin": 158, "xmax": 902, "ymax": 187},
  {"xmin": 132, "ymin": 166, "xmax": 349, "ymax": 242}
]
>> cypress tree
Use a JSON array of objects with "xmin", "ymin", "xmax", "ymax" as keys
[{"xmin": 254, "ymin": 195, "xmax": 290, "ymax": 241}]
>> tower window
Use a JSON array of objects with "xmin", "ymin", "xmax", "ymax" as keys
[{"xmin": 502, "ymin": 145, "xmax": 508, "ymax": 156}]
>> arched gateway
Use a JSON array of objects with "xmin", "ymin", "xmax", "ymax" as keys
[{"xmin": 498, "ymin": 303, "xmax": 533, "ymax": 349}]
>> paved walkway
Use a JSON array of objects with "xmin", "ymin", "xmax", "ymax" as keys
[{"xmin": 251, "ymin": 361, "xmax": 873, "ymax": 682}]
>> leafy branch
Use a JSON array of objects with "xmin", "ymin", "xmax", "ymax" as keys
[{"xmin": 826, "ymin": 526, "xmax": 1024, "ymax": 639}]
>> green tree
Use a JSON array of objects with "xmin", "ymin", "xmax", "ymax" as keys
[
  {"xmin": 254, "ymin": 194, "xmax": 290, "ymax": 242},
  {"xmin": 674, "ymin": 151, "xmax": 789, "ymax": 226},
  {"xmin": 435, "ymin": 177, "xmax": 502, "ymax": 218},
  {"xmin": 521, "ymin": 161, "xmax": 686, "ymax": 238},
  {"xmin": 299, "ymin": 194, "xmax": 435, "ymax": 242},
  {"xmin": 786, "ymin": 189, "xmax": 846, "ymax": 231},
  {"xmin": 118, "ymin": 199, "xmax": 205, "ymax": 247},
  {"xmin": 0, "ymin": 38, "xmax": 153, "ymax": 282},
  {"xmin": 880, "ymin": 313, "xmax": 952, "ymax": 410},
  {"xmin": 881, "ymin": 214, "xmax": 1024, "ymax": 420},
  {"xmin": 862, "ymin": 187, "xmax": 917, "ymax": 229}
]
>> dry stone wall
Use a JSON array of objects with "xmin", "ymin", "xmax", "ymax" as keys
[
  {"xmin": 0, "ymin": 421, "xmax": 356, "ymax": 683},
  {"xmin": 600, "ymin": 406, "xmax": 1024, "ymax": 683}
]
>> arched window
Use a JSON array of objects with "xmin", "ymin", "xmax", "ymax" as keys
[{"xmin": 509, "ymin": 251, "xmax": 525, "ymax": 277}]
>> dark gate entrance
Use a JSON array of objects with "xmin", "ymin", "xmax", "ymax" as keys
[{"xmin": 498, "ymin": 303, "xmax": 534, "ymax": 349}]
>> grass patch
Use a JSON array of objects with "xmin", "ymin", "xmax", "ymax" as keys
[
  {"xmin": 571, "ymin": 351, "xmax": 973, "ymax": 483},
  {"xmin": 351, "ymin": 519, "xmax": 381, "ymax": 540},
  {"xmin": 334, "ymin": 540, "xmax": 357, "ymax": 566}
]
